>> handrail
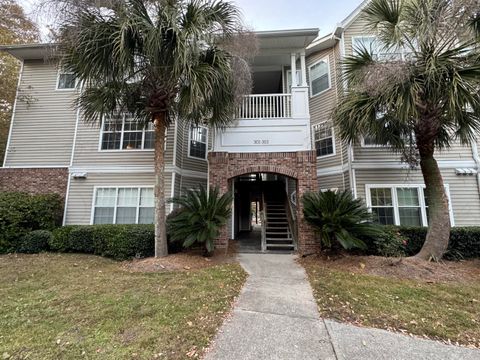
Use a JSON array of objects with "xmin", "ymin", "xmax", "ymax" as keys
[
  {"xmin": 260, "ymin": 190, "xmax": 266, "ymax": 252},
  {"xmin": 235, "ymin": 94, "xmax": 292, "ymax": 120},
  {"xmin": 284, "ymin": 192, "xmax": 298, "ymax": 251}
]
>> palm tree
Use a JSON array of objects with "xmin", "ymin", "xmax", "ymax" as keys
[
  {"xmin": 56, "ymin": 0, "xmax": 253, "ymax": 257},
  {"xmin": 333, "ymin": 0, "xmax": 480, "ymax": 260},
  {"xmin": 167, "ymin": 186, "xmax": 232, "ymax": 256}
]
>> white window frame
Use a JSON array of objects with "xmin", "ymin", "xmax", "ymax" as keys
[
  {"xmin": 312, "ymin": 121, "xmax": 336, "ymax": 158},
  {"xmin": 352, "ymin": 35, "xmax": 407, "ymax": 61},
  {"xmin": 308, "ymin": 56, "xmax": 331, "ymax": 97},
  {"xmin": 90, "ymin": 186, "xmax": 155, "ymax": 225},
  {"xmin": 98, "ymin": 115, "xmax": 155, "ymax": 152},
  {"xmin": 365, "ymin": 184, "xmax": 455, "ymax": 227},
  {"xmin": 360, "ymin": 135, "xmax": 389, "ymax": 148},
  {"xmin": 55, "ymin": 70, "xmax": 77, "ymax": 91},
  {"xmin": 187, "ymin": 125, "xmax": 208, "ymax": 161}
]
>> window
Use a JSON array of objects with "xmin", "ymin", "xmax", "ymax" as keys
[
  {"xmin": 92, "ymin": 187, "xmax": 154, "ymax": 225},
  {"xmin": 309, "ymin": 58, "xmax": 330, "ymax": 96},
  {"xmin": 57, "ymin": 72, "xmax": 76, "ymax": 90},
  {"xmin": 100, "ymin": 114, "xmax": 155, "ymax": 150},
  {"xmin": 353, "ymin": 35, "xmax": 405, "ymax": 60},
  {"xmin": 188, "ymin": 125, "xmax": 208, "ymax": 159},
  {"xmin": 370, "ymin": 188, "xmax": 395, "ymax": 225},
  {"xmin": 366, "ymin": 185, "xmax": 452, "ymax": 227},
  {"xmin": 313, "ymin": 121, "xmax": 335, "ymax": 157}
]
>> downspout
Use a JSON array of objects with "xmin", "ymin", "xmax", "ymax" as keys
[{"xmin": 471, "ymin": 142, "xmax": 480, "ymax": 194}]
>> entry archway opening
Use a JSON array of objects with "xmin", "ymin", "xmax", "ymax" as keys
[{"xmin": 231, "ymin": 172, "xmax": 298, "ymax": 253}]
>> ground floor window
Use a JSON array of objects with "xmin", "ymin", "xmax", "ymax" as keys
[
  {"xmin": 92, "ymin": 187, "xmax": 154, "ymax": 224},
  {"xmin": 366, "ymin": 185, "xmax": 452, "ymax": 227}
]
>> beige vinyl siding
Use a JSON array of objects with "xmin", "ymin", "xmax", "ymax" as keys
[
  {"xmin": 71, "ymin": 117, "xmax": 174, "ymax": 167},
  {"xmin": 318, "ymin": 173, "xmax": 349, "ymax": 191},
  {"xmin": 307, "ymin": 46, "xmax": 345, "ymax": 170},
  {"xmin": 65, "ymin": 172, "xmax": 173, "ymax": 225},
  {"xmin": 5, "ymin": 60, "xmax": 77, "ymax": 167},
  {"xmin": 354, "ymin": 168, "xmax": 480, "ymax": 226},
  {"xmin": 179, "ymin": 176, "xmax": 207, "ymax": 195}
]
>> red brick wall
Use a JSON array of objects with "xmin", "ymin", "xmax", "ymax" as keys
[
  {"xmin": 208, "ymin": 151, "xmax": 320, "ymax": 255},
  {"xmin": 0, "ymin": 167, "xmax": 69, "ymax": 198}
]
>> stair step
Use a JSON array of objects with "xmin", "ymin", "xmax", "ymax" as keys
[
  {"xmin": 266, "ymin": 238, "xmax": 293, "ymax": 242},
  {"xmin": 266, "ymin": 244, "xmax": 295, "ymax": 249}
]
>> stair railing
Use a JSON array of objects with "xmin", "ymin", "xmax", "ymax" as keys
[
  {"xmin": 260, "ymin": 191, "xmax": 267, "ymax": 252},
  {"xmin": 284, "ymin": 193, "xmax": 298, "ymax": 251}
]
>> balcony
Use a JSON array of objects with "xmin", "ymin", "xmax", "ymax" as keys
[
  {"xmin": 236, "ymin": 94, "xmax": 292, "ymax": 119},
  {"xmin": 212, "ymin": 29, "xmax": 318, "ymax": 154}
]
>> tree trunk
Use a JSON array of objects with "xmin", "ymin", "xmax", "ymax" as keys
[
  {"xmin": 154, "ymin": 115, "xmax": 168, "ymax": 258},
  {"xmin": 416, "ymin": 153, "xmax": 451, "ymax": 260}
]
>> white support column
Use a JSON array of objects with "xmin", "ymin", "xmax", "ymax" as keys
[
  {"xmin": 291, "ymin": 52, "xmax": 297, "ymax": 87},
  {"xmin": 300, "ymin": 51, "xmax": 307, "ymax": 86}
]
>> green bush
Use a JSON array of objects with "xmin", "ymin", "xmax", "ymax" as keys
[
  {"xmin": 168, "ymin": 187, "xmax": 232, "ymax": 256},
  {"xmin": 363, "ymin": 226, "xmax": 408, "ymax": 257},
  {"xmin": 302, "ymin": 190, "xmax": 384, "ymax": 251},
  {"xmin": 18, "ymin": 230, "xmax": 52, "ymax": 254},
  {"xmin": 102, "ymin": 225, "xmax": 155, "ymax": 260},
  {"xmin": 0, "ymin": 192, "xmax": 63, "ymax": 253},
  {"xmin": 68, "ymin": 226, "xmax": 96, "ymax": 253},
  {"xmin": 50, "ymin": 226, "xmax": 78, "ymax": 252},
  {"xmin": 366, "ymin": 226, "xmax": 480, "ymax": 260},
  {"xmin": 48, "ymin": 224, "xmax": 161, "ymax": 260}
]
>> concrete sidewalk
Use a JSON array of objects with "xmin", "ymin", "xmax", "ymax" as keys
[{"xmin": 205, "ymin": 253, "xmax": 480, "ymax": 360}]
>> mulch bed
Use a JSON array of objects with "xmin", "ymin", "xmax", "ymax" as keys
[
  {"xmin": 122, "ymin": 243, "xmax": 238, "ymax": 273},
  {"xmin": 300, "ymin": 253, "xmax": 480, "ymax": 284}
]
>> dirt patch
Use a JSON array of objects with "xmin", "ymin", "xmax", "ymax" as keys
[
  {"xmin": 300, "ymin": 254, "xmax": 480, "ymax": 283},
  {"xmin": 122, "ymin": 246, "xmax": 237, "ymax": 273}
]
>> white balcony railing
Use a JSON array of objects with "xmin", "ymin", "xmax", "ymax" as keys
[{"xmin": 235, "ymin": 94, "xmax": 292, "ymax": 119}]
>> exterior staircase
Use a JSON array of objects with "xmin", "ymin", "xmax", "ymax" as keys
[{"xmin": 264, "ymin": 200, "xmax": 295, "ymax": 252}]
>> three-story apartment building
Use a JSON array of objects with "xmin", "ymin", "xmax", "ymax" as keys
[{"xmin": 2, "ymin": 1, "xmax": 480, "ymax": 254}]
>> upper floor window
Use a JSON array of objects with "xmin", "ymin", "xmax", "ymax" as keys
[
  {"xmin": 188, "ymin": 125, "xmax": 208, "ymax": 160},
  {"xmin": 309, "ymin": 58, "xmax": 330, "ymax": 97},
  {"xmin": 56, "ymin": 72, "xmax": 76, "ymax": 90},
  {"xmin": 100, "ymin": 114, "xmax": 154, "ymax": 151},
  {"xmin": 313, "ymin": 121, "xmax": 335, "ymax": 157},
  {"xmin": 352, "ymin": 36, "xmax": 404, "ymax": 60},
  {"xmin": 92, "ymin": 187, "xmax": 154, "ymax": 225}
]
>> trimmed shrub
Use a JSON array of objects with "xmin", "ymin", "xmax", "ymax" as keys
[
  {"xmin": 50, "ymin": 226, "xmax": 78, "ymax": 252},
  {"xmin": 18, "ymin": 230, "xmax": 52, "ymax": 254},
  {"xmin": 68, "ymin": 226, "xmax": 96, "ymax": 253},
  {"xmin": 0, "ymin": 192, "xmax": 63, "ymax": 253},
  {"xmin": 102, "ymin": 225, "xmax": 155, "ymax": 260},
  {"xmin": 366, "ymin": 226, "xmax": 480, "ymax": 260},
  {"xmin": 363, "ymin": 226, "xmax": 408, "ymax": 257}
]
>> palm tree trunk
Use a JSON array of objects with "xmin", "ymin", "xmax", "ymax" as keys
[
  {"xmin": 416, "ymin": 152, "xmax": 451, "ymax": 260},
  {"xmin": 154, "ymin": 114, "xmax": 168, "ymax": 258}
]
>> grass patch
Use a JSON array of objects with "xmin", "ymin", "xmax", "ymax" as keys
[
  {"xmin": 302, "ymin": 262, "xmax": 480, "ymax": 347},
  {"xmin": 0, "ymin": 253, "xmax": 247, "ymax": 359}
]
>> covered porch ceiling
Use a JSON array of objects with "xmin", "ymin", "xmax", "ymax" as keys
[{"xmin": 251, "ymin": 28, "xmax": 319, "ymax": 71}]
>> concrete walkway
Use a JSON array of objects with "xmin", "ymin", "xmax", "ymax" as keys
[{"xmin": 205, "ymin": 253, "xmax": 480, "ymax": 360}]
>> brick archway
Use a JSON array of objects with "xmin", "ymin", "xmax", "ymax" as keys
[
  {"xmin": 208, "ymin": 151, "xmax": 320, "ymax": 255},
  {"xmin": 230, "ymin": 166, "xmax": 298, "ymax": 180}
]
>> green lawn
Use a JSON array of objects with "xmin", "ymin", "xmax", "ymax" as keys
[
  {"xmin": 303, "ymin": 262, "xmax": 480, "ymax": 348},
  {"xmin": 0, "ymin": 253, "xmax": 246, "ymax": 359}
]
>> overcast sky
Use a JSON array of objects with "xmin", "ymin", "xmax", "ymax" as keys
[{"xmin": 19, "ymin": 0, "xmax": 363, "ymax": 39}]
